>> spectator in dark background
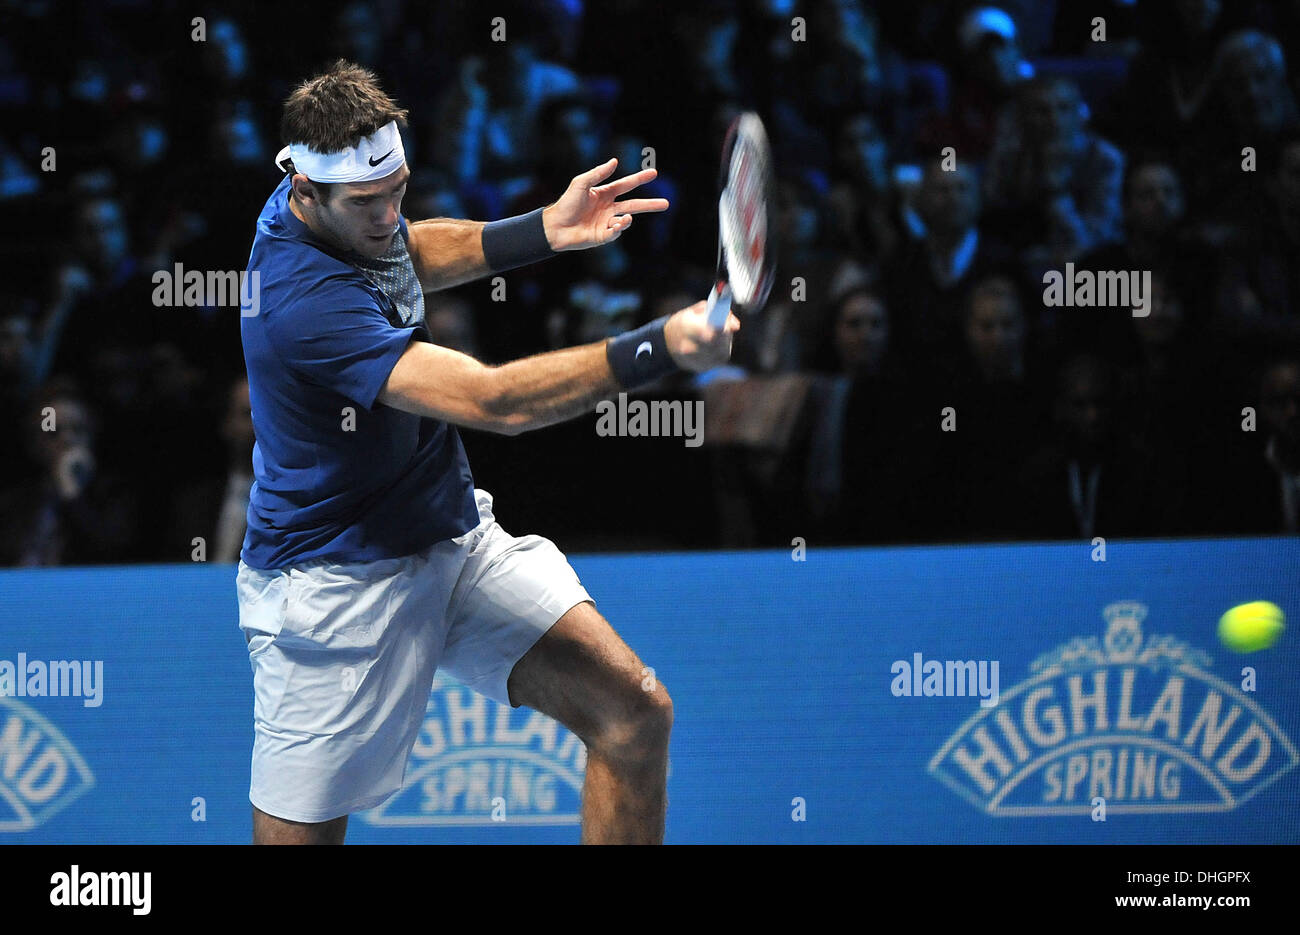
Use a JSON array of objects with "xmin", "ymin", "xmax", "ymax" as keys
[
  {"xmin": 1068, "ymin": 157, "xmax": 1213, "ymax": 358},
  {"xmin": 1016, "ymin": 353, "xmax": 1163, "ymax": 539},
  {"xmin": 424, "ymin": 292, "xmax": 482, "ymax": 359},
  {"xmin": 477, "ymin": 28, "xmax": 584, "ymax": 183},
  {"xmin": 1049, "ymin": 0, "xmax": 1141, "ymax": 57},
  {"xmin": 827, "ymin": 113, "xmax": 900, "ymax": 261},
  {"xmin": 1111, "ymin": 0, "xmax": 1233, "ymax": 154},
  {"xmin": 1101, "ymin": 160, "xmax": 1190, "ymax": 273},
  {"xmin": 806, "ymin": 0, "xmax": 903, "ymax": 132},
  {"xmin": 0, "ymin": 379, "xmax": 141, "ymax": 566},
  {"xmin": 805, "ymin": 283, "xmax": 888, "ymax": 521},
  {"xmin": 886, "ymin": 157, "xmax": 1014, "ymax": 368},
  {"xmin": 1260, "ymin": 355, "xmax": 1300, "ymax": 532},
  {"xmin": 171, "ymin": 376, "xmax": 255, "ymax": 564},
  {"xmin": 1119, "ymin": 271, "xmax": 1208, "ymax": 531},
  {"xmin": 916, "ymin": 5, "xmax": 1030, "ymax": 164},
  {"xmin": 753, "ymin": 174, "xmax": 840, "ymax": 372},
  {"xmin": 48, "ymin": 191, "xmax": 217, "ymax": 553},
  {"xmin": 0, "ymin": 302, "xmax": 42, "ymax": 488},
  {"xmin": 985, "ymin": 77, "xmax": 1124, "ymax": 272},
  {"xmin": 1208, "ymin": 355, "xmax": 1300, "ymax": 534},
  {"xmin": 1190, "ymin": 30, "xmax": 1300, "ymax": 226},
  {"xmin": 811, "ymin": 281, "xmax": 917, "ymax": 543},
  {"xmin": 50, "ymin": 197, "xmax": 148, "ymax": 380},
  {"xmin": 929, "ymin": 275, "xmax": 1047, "ymax": 539},
  {"xmin": 1215, "ymin": 130, "xmax": 1300, "ymax": 348},
  {"xmin": 0, "ymin": 310, "xmax": 37, "ymax": 411},
  {"xmin": 1216, "ymin": 30, "xmax": 1299, "ymax": 142}
]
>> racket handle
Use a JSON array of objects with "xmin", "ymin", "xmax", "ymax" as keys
[{"xmin": 705, "ymin": 283, "xmax": 732, "ymax": 330}]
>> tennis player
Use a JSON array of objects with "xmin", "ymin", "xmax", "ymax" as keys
[{"xmin": 236, "ymin": 61, "xmax": 737, "ymax": 845}]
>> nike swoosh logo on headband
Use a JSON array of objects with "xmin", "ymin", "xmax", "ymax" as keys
[{"xmin": 369, "ymin": 149, "xmax": 395, "ymax": 167}]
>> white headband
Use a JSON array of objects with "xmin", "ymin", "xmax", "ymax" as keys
[{"xmin": 274, "ymin": 120, "xmax": 405, "ymax": 183}]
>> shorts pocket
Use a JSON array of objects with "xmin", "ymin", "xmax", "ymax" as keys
[
  {"xmin": 237, "ymin": 565, "xmax": 293, "ymax": 643},
  {"xmin": 274, "ymin": 566, "xmax": 383, "ymax": 654}
]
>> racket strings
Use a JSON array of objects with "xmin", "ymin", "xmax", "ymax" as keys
[{"xmin": 721, "ymin": 140, "xmax": 770, "ymax": 305}]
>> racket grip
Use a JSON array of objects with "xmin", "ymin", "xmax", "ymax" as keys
[{"xmin": 705, "ymin": 283, "xmax": 732, "ymax": 330}]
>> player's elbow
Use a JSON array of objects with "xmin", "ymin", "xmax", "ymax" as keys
[
  {"xmin": 493, "ymin": 413, "xmax": 532, "ymax": 436},
  {"xmin": 480, "ymin": 368, "xmax": 534, "ymax": 436}
]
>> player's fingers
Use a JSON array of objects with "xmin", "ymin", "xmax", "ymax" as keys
[
  {"xmin": 610, "ymin": 197, "xmax": 670, "ymax": 215},
  {"xmin": 580, "ymin": 157, "xmax": 618, "ymax": 186},
  {"xmin": 596, "ymin": 168, "xmax": 657, "ymax": 197},
  {"xmin": 725, "ymin": 312, "xmax": 740, "ymax": 333}
]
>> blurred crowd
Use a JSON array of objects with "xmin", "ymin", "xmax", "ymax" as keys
[{"xmin": 2, "ymin": 0, "xmax": 1299, "ymax": 564}]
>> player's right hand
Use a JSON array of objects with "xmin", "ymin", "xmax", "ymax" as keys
[{"xmin": 664, "ymin": 300, "xmax": 739, "ymax": 372}]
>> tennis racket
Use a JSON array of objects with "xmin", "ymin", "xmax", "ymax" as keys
[{"xmin": 705, "ymin": 112, "xmax": 777, "ymax": 330}]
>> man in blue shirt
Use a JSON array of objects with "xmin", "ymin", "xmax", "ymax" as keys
[{"xmin": 236, "ymin": 61, "xmax": 736, "ymax": 844}]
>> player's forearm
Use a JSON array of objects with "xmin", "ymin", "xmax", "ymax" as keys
[
  {"xmin": 379, "ymin": 306, "xmax": 726, "ymax": 432},
  {"xmin": 484, "ymin": 341, "xmax": 619, "ymax": 434},
  {"xmin": 407, "ymin": 217, "xmax": 489, "ymax": 291},
  {"xmin": 409, "ymin": 208, "xmax": 558, "ymax": 292}
]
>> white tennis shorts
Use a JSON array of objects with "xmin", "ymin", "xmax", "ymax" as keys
[{"xmin": 235, "ymin": 488, "xmax": 591, "ymax": 823}]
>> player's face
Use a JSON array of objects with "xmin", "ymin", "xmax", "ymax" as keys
[{"xmin": 319, "ymin": 165, "xmax": 410, "ymax": 257}]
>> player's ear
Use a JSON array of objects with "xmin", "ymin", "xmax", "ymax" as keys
[{"xmin": 291, "ymin": 174, "xmax": 325, "ymax": 207}]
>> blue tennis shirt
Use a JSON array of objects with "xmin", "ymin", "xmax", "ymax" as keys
[{"xmin": 239, "ymin": 175, "xmax": 479, "ymax": 569}]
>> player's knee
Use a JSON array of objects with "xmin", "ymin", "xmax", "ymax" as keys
[
  {"xmin": 642, "ymin": 681, "xmax": 674, "ymax": 742},
  {"xmin": 590, "ymin": 677, "xmax": 673, "ymax": 761}
]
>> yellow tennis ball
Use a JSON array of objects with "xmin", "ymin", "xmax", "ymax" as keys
[{"xmin": 1218, "ymin": 601, "xmax": 1285, "ymax": 653}]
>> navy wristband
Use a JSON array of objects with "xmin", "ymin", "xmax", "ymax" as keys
[
  {"xmin": 606, "ymin": 316, "xmax": 679, "ymax": 388},
  {"xmin": 481, "ymin": 207, "xmax": 554, "ymax": 272}
]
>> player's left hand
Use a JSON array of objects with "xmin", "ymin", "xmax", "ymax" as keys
[{"xmin": 541, "ymin": 158, "xmax": 669, "ymax": 251}]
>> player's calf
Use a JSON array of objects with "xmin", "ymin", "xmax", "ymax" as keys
[
  {"xmin": 507, "ymin": 602, "xmax": 674, "ymax": 842},
  {"xmin": 252, "ymin": 806, "xmax": 348, "ymax": 845}
]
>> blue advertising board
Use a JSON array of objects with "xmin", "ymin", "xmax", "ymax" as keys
[{"xmin": 1, "ymin": 536, "xmax": 1297, "ymax": 843}]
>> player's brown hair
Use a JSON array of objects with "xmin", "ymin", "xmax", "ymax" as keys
[{"xmin": 279, "ymin": 59, "xmax": 408, "ymax": 201}]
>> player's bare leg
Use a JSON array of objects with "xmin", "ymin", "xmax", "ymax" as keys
[
  {"xmin": 252, "ymin": 806, "xmax": 348, "ymax": 844},
  {"xmin": 507, "ymin": 601, "xmax": 672, "ymax": 844}
]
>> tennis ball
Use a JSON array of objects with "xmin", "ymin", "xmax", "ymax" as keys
[{"xmin": 1218, "ymin": 601, "xmax": 1285, "ymax": 653}]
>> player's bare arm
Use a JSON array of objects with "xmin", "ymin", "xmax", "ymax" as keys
[
  {"xmin": 407, "ymin": 157, "xmax": 668, "ymax": 291},
  {"xmin": 377, "ymin": 300, "xmax": 737, "ymax": 433}
]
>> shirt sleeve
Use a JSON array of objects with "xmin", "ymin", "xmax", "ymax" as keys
[{"xmin": 265, "ymin": 280, "xmax": 415, "ymax": 410}]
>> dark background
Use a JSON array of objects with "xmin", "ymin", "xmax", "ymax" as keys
[{"xmin": 2, "ymin": 0, "xmax": 1299, "ymax": 564}]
